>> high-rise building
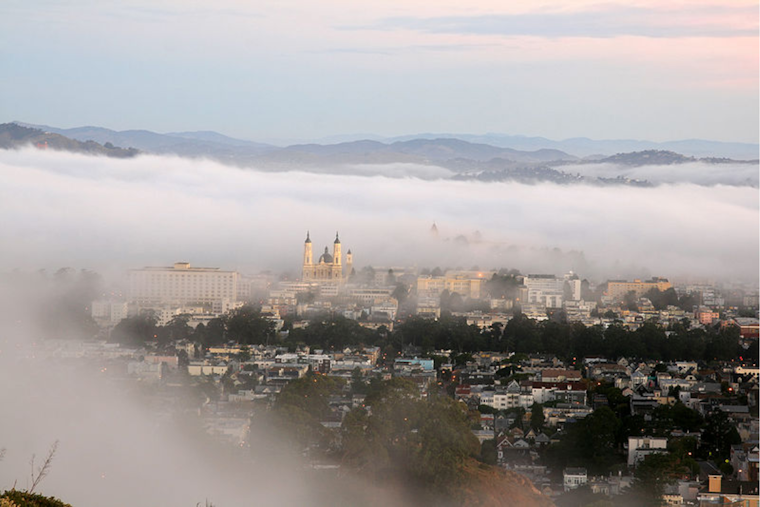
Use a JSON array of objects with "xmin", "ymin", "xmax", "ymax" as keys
[{"xmin": 128, "ymin": 262, "xmax": 238, "ymax": 310}]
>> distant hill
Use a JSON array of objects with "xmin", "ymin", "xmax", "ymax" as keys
[
  {"xmin": 0, "ymin": 123, "xmax": 138, "ymax": 158},
  {"xmin": 594, "ymin": 149, "xmax": 758, "ymax": 166},
  {"xmin": 256, "ymin": 138, "xmax": 577, "ymax": 167},
  {"xmin": 4, "ymin": 121, "xmax": 756, "ymax": 186},
  {"xmin": 387, "ymin": 133, "xmax": 760, "ymax": 160},
  {"xmin": 12, "ymin": 122, "xmax": 276, "ymax": 159},
  {"xmin": 598, "ymin": 150, "xmax": 697, "ymax": 166}
]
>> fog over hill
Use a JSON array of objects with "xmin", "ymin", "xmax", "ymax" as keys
[{"xmin": 0, "ymin": 147, "xmax": 756, "ymax": 282}]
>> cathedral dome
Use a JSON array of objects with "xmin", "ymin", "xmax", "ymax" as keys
[{"xmin": 318, "ymin": 247, "xmax": 333, "ymax": 264}]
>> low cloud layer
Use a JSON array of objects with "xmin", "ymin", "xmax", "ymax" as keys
[
  {"xmin": 562, "ymin": 161, "xmax": 759, "ymax": 187},
  {"xmin": 0, "ymin": 148, "xmax": 757, "ymax": 282}
]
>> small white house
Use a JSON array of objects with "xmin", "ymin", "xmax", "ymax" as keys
[{"xmin": 563, "ymin": 467, "xmax": 588, "ymax": 491}]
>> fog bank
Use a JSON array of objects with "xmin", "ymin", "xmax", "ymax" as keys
[
  {"xmin": 562, "ymin": 161, "xmax": 759, "ymax": 187},
  {"xmin": 0, "ymin": 284, "xmax": 418, "ymax": 507},
  {"xmin": 0, "ymin": 148, "xmax": 757, "ymax": 282}
]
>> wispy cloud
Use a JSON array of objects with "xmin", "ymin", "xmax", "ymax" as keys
[
  {"xmin": 362, "ymin": 5, "xmax": 758, "ymax": 39},
  {"xmin": 307, "ymin": 43, "xmax": 501, "ymax": 56}
]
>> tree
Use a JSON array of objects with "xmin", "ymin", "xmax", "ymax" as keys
[
  {"xmin": 163, "ymin": 314, "xmax": 192, "ymax": 344},
  {"xmin": 699, "ymin": 410, "xmax": 741, "ymax": 461},
  {"xmin": 350, "ymin": 366, "xmax": 368, "ymax": 394},
  {"xmin": 274, "ymin": 373, "xmax": 347, "ymax": 448},
  {"xmin": 286, "ymin": 316, "xmax": 376, "ymax": 350},
  {"xmin": 623, "ymin": 291, "xmax": 638, "ymax": 311},
  {"xmin": 202, "ymin": 318, "xmax": 226, "ymax": 346},
  {"xmin": 632, "ymin": 452, "xmax": 694, "ymax": 506},
  {"xmin": 110, "ymin": 314, "xmax": 157, "ymax": 346},
  {"xmin": 391, "ymin": 283, "xmax": 409, "ymax": 304},
  {"xmin": 530, "ymin": 403, "xmax": 545, "ymax": 431},
  {"xmin": 224, "ymin": 306, "xmax": 275, "ymax": 345},
  {"xmin": 409, "ymin": 396, "xmax": 481, "ymax": 488},
  {"xmin": 236, "ymin": 345, "xmax": 252, "ymax": 362},
  {"xmin": 479, "ymin": 438, "xmax": 497, "ymax": 465}
]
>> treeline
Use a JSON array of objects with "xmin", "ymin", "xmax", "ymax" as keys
[
  {"xmin": 390, "ymin": 314, "xmax": 748, "ymax": 363},
  {"xmin": 501, "ymin": 315, "xmax": 748, "ymax": 362},
  {"xmin": 111, "ymin": 305, "xmax": 276, "ymax": 348},
  {"xmin": 110, "ymin": 306, "xmax": 752, "ymax": 364}
]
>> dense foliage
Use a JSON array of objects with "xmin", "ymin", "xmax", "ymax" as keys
[
  {"xmin": 0, "ymin": 491, "xmax": 72, "ymax": 507},
  {"xmin": 274, "ymin": 376, "xmax": 482, "ymax": 498},
  {"xmin": 110, "ymin": 305, "xmax": 275, "ymax": 347}
]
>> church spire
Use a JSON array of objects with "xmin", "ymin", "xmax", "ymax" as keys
[
  {"xmin": 334, "ymin": 231, "xmax": 340, "ymax": 244},
  {"xmin": 305, "ymin": 231, "xmax": 311, "ymax": 243}
]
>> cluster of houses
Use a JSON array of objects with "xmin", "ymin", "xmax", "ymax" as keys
[
  {"xmin": 36, "ymin": 322, "xmax": 759, "ymax": 506},
  {"xmin": 435, "ymin": 351, "xmax": 759, "ymax": 504}
]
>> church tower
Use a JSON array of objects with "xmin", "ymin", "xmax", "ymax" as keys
[
  {"xmin": 333, "ymin": 232, "xmax": 342, "ymax": 266},
  {"xmin": 303, "ymin": 231, "xmax": 313, "ymax": 280},
  {"xmin": 346, "ymin": 249, "xmax": 353, "ymax": 282}
]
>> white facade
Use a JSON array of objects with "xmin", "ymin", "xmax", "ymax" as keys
[
  {"xmin": 523, "ymin": 274, "xmax": 565, "ymax": 308},
  {"xmin": 564, "ymin": 273, "xmax": 582, "ymax": 301},
  {"xmin": 563, "ymin": 468, "xmax": 588, "ymax": 491},
  {"xmin": 128, "ymin": 262, "xmax": 238, "ymax": 309},
  {"xmin": 628, "ymin": 436, "xmax": 668, "ymax": 467},
  {"xmin": 188, "ymin": 362, "xmax": 231, "ymax": 376},
  {"xmin": 91, "ymin": 300, "xmax": 129, "ymax": 326}
]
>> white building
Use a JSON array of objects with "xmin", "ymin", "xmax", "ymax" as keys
[
  {"xmin": 564, "ymin": 468, "xmax": 588, "ymax": 491},
  {"xmin": 91, "ymin": 300, "xmax": 129, "ymax": 327},
  {"xmin": 128, "ymin": 262, "xmax": 238, "ymax": 310},
  {"xmin": 523, "ymin": 274, "xmax": 565, "ymax": 308},
  {"xmin": 628, "ymin": 436, "xmax": 668, "ymax": 467},
  {"xmin": 188, "ymin": 361, "xmax": 231, "ymax": 376}
]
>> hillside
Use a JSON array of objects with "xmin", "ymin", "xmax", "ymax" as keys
[
  {"xmin": 598, "ymin": 149, "xmax": 696, "ymax": 166},
  {"xmin": 4, "ymin": 122, "xmax": 756, "ymax": 186},
  {"xmin": 0, "ymin": 124, "xmax": 138, "ymax": 158},
  {"xmin": 13, "ymin": 122, "xmax": 276, "ymax": 158},
  {"xmin": 455, "ymin": 460, "xmax": 555, "ymax": 507}
]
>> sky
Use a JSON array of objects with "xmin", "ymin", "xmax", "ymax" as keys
[
  {"xmin": 1, "ymin": 0, "xmax": 757, "ymax": 142},
  {"xmin": 1, "ymin": 148, "xmax": 757, "ymax": 284}
]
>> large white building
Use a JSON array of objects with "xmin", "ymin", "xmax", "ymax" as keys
[
  {"xmin": 523, "ymin": 274, "xmax": 565, "ymax": 308},
  {"xmin": 128, "ymin": 262, "xmax": 239, "ymax": 313},
  {"xmin": 91, "ymin": 300, "xmax": 129, "ymax": 327},
  {"xmin": 521, "ymin": 272, "xmax": 582, "ymax": 309}
]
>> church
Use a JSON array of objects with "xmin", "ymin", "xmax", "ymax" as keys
[{"xmin": 302, "ymin": 231, "xmax": 352, "ymax": 283}]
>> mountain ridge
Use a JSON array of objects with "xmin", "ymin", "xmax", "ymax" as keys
[
  {"xmin": 3, "ymin": 122, "xmax": 757, "ymax": 187},
  {"xmin": 12, "ymin": 121, "xmax": 758, "ymax": 160}
]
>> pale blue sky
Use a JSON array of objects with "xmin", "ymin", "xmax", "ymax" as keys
[{"xmin": 1, "ymin": 0, "xmax": 757, "ymax": 142}]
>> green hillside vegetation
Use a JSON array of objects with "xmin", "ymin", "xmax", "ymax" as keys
[
  {"xmin": 0, "ymin": 491, "xmax": 72, "ymax": 507},
  {"xmin": 0, "ymin": 123, "xmax": 138, "ymax": 158},
  {"xmin": 273, "ymin": 375, "xmax": 554, "ymax": 506}
]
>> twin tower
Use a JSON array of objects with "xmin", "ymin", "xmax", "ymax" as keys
[{"xmin": 302, "ymin": 231, "xmax": 352, "ymax": 283}]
